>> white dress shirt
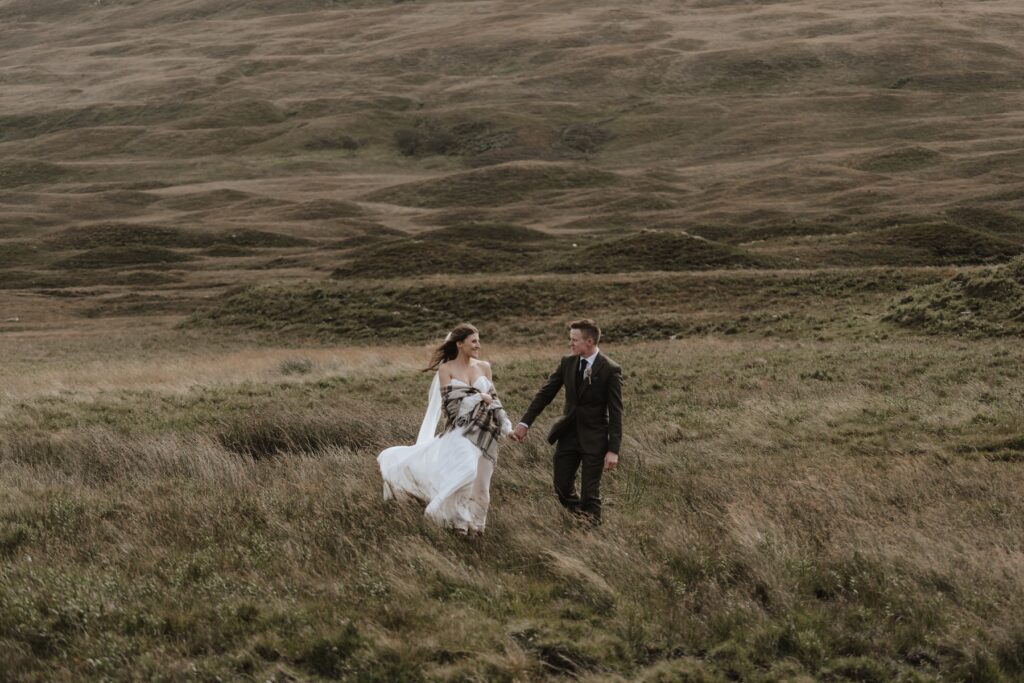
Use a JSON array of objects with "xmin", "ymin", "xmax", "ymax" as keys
[{"xmin": 578, "ymin": 348, "xmax": 600, "ymax": 375}]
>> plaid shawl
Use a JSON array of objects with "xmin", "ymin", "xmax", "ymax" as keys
[{"xmin": 441, "ymin": 383, "xmax": 508, "ymax": 463}]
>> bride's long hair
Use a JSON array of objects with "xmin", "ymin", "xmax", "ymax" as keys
[{"xmin": 425, "ymin": 323, "xmax": 478, "ymax": 372}]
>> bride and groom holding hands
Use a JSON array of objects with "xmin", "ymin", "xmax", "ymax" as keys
[{"xmin": 377, "ymin": 319, "xmax": 624, "ymax": 534}]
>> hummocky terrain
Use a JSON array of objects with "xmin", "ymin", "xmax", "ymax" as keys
[
  {"xmin": 4, "ymin": 2, "xmax": 1024, "ymax": 682},
  {"xmin": 2, "ymin": 0, "xmax": 1024, "ymax": 339}
]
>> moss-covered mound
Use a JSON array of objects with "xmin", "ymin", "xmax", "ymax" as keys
[
  {"xmin": 864, "ymin": 223, "xmax": 1022, "ymax": 265},
  {"xmin": 0, "ymin": 269, "xmax": 184, "ymax": 290},
  {"xmin": 52, "ymin": 246, "xmax": 194, "ymax": 269},
  {"xmin": 213, "ymin": 229, "xmax": 311, "ymax": 248},
  {"xmin": 332, "ymin": 239, "xmax": 508, "ymax": 278},
  {"xmin": 364, "ymin": 163, "xmax": 619, "ymax": 208},
  {"xmin": 47, "ymin": 223, "xmax": 310, "ymax": 250},
  {"xmin": 884, "ymin": 256, "xmax": 1024, "ymax": 336},
  {"xmin": 420, "ymin": 223, "xmax": 552, "ymax": 246},
  {"xmin": 186, "ymin": 281, "xmax": 451, "ymax": 341},
  {"xmin": 186, "ymin": 268, "xmax": 935, "ymax": 343},
  {"xmin": 171, "ymin": 98, "xmax": 287, "ymax": 129},
  {"xmin": 858, "ymin": 146, "xmax": 943, "ymax": 173},
  {"xmin": 548, "ymin": 231, "xmax": 782, "ymax": 273},
  {"xmin": 203, "ymin": 244, "xmax": 256, "ymax": 257},
  {"xmin": 945, "ymin": 206, "xmax": 1024, "ymax": 235},
  {"xmin": 284, "ymin": 199, "xmax": 366, "ymax": 220},
  {"xmin": 155, "ymin": 189, "xmax": 254, "ymax": 211},
  {"xmin": 0, "ymin": 241, "xmax": 50, "ymax": 268},
  {"xmin": 48, "ymin": 223, "xmax": 213, "ymax": 249},
  {"xmin": 0, "ymin": 159, "xmax": 69, "ymax": 187}
]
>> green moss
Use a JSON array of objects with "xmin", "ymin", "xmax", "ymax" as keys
[{"xmin": 885, "ymin": 256, "xmax": 1024, "ymax": 336}]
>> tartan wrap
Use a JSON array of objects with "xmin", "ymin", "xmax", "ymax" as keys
[{"xmin": 441, "ymin": 384, "xmax": 508, "ymax": 463}]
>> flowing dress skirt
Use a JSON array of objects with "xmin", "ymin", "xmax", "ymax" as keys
[{"xmin": 378, "ymin": 428, "xmax": 494, "ymax": 532}]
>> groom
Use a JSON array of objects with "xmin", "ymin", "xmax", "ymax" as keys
[{"xmin": 512, "ymin": 319, "xmax": 623, "ymax": 524}]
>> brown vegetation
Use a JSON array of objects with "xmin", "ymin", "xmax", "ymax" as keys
[{"xmin": 3, "ymin": 0, "xmax": 1024, "ymax": 678}]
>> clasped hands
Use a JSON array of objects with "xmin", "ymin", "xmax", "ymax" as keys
[
  {"xmin": 508, "ymin": 424, "xmax": 619, "ymax": 471},
  {"xmin": 510, "ymin": 423, "xmax": 529, "ymax": 443}
]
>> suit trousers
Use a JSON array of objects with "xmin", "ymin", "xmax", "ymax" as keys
[{"xmin": 553, "ymin": 427, "xmax": 604, "ymax": 523}]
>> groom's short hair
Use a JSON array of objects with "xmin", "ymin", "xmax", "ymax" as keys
[{"xmin": 570, "ymin": 319, "xmax": 601, "ymax": 344}]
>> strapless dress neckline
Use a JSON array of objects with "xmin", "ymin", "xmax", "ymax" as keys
[{"xmin": 449, "ymin": 377, "xmax": 490, "ymax": 389}]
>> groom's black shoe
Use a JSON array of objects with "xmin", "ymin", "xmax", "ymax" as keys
[
  {"xmin": 578, "ymin": 503, "xmax": 601, "ymax": 526},
  {"xmin": 556, "ymin": 494, "xmax": 581, "ymax": 513}
]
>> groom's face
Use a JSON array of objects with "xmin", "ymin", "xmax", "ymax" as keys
[{"xmin": 569, "ymin": 329, "xmax": 595, "ymax": 357}]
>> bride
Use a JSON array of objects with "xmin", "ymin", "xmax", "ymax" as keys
[{"xmin": 377, "ymin": 323, "xmax": 513, "ymax": 534}]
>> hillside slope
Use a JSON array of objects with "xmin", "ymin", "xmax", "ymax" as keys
[{"xmin": 1, "ymin": 0, "xmax": 1023, "ymax": 327}]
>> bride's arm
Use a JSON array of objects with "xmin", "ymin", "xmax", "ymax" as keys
[
  {"xmin": 477, "ymin": 361, "xmax": 494, "ymax": 405},
  {"xmin": 482, "ymin": 362, "xmax": 513, "ymax": 435}
]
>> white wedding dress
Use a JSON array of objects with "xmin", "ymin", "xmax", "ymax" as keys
[{"xmin": 378, "ymin": 374, "xmax": 511, "ymax": 532}]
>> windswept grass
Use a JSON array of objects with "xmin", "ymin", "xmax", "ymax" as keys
[
  {"xmin": 2, "ymin": 337, "xmax": 1024, "ymax": 680},
  {"xmin": 4, "ymin": 0, "xmax": 1024, "ymax": 678}
]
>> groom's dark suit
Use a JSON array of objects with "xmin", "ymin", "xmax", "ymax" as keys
[{"xmin": 520, "ymin": 352, "xmax": 623, "ymax": 522}]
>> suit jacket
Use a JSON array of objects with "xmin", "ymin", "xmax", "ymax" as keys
[{"xmin": 520, "ymin": 352, "xmax": 623, "ymax": 455}]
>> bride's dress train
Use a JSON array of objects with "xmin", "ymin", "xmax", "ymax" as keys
[{"xmin": 378, "ymin": 374, "xmax": 510, "ymax": 532}]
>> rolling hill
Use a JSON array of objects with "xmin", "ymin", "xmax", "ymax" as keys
[{"xmin": 1, "ymin": 0, "xmax": 1023, "ymax": 329}]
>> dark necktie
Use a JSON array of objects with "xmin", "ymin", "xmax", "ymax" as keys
[{"xmin": 577, "ymin": 358, "xmax": 588, "ymax": 386}]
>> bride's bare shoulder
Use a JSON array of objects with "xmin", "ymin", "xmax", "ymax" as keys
[{"xmin": 473, "ymin": 359, "xmax": 493, "ymax": 378}]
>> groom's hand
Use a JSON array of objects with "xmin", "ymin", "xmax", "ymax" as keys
[
  {"xmin": 512, "ymin": 423, "xmax": 529, "ymax": 442},
  {"xmin": 603, "ymin": 452, "xmax": 619, "ymax": 472}
]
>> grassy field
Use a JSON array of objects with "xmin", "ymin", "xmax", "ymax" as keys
[
  {"xmin": 3, "ymin": 0, "xmax": 1024, "ymax": 679},
  {"xmin": 3, "ymin": 320, "xmax": 1024, "ymax": 681}
]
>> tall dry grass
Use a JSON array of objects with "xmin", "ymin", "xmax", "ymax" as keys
[{"xmin": 2, "ymin": 336, "xmax": 1024, "ymax": 680}]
